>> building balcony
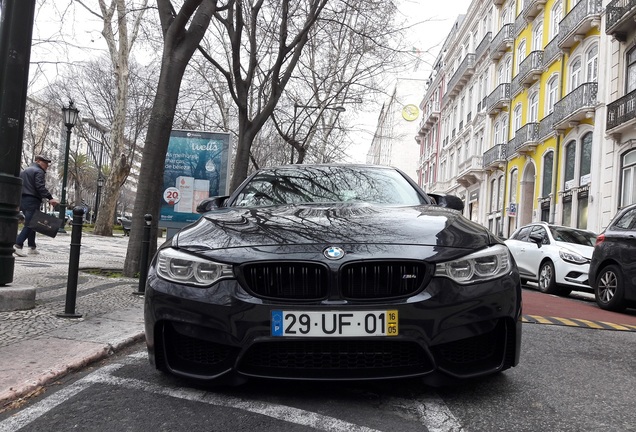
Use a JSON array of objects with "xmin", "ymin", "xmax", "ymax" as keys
[
  {"xmin": 514, "ymin": 13, "xmax": 526, "ymax": 37},
  {"xmin": 542, "ymin": 36, "xmax": 562, "ymax": 68},
  {"xmin": 558, "ymin": 0, "xmax": 602, "ymax": 51},
  {"xmin": 476, "ymin": 32, "xmax": 492, "ymax": 62},
  {"xmin": 511, "ymin": 73, "xmax": 523, "ymax": 98},
  {"xmin": 606, "ymin": 88, "xmax": 636, "ymax": 137},
  {"xmin": 523, "ymin": 0, "xmax": 548, "ymax": 21},
  {"xmin": 553, "ymin": 82, "xmax": 598, "ymax": 130},
  {"xmin": 491, "ymin": 24, "xmax": 514, "ymax": 60},
  {"xmin": 457, "ymin": 156, "xmax": 484, "ymax": 187},
  {"xmin": 509, "ymin": 122, "xmax": 540, "ymax": 157},
  {"xmin": 419, "ymin": 101, "xmax": 440, "ymax": 133},
  {"xmin": 487, "ymin": 83, "xmax": 511, "ymax": 116},
  {"xmin": 538, "ymin": 112, "xmax": 555, "ymax": 141},
  {"xmin": 518, "ymin": 51, "xmax": 544, "ymax": 87},
  {"xmin": 606, "ymin": 0, "xmax": 636, "ymax": 42},
  {"xmin": 446, "ymin": 54, "xmax": 476, "ymax": 99},
  {"xmin": 482, "ymin": 144, "xmax": 507, "ymax": 173}
]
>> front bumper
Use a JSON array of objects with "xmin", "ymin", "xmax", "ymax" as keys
[
  {"xmin": 144, "ymin": 267, "xmax": 522, "ymax": 384},
  {"xmin": 556, "ymin": 261, "xmax": 591, "ymax": 290}
]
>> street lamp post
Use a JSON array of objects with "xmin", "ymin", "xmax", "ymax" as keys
[
  {"xmin": 94, "ymin": 175, "xmax": 104, "ymax": 223},
  {"xmin": 291, "ymin": 104, "xmax": 346, "ymax": 164},
  {"xmin": 59, "ymin": 100, "xmax": 80, "ymax": 233}
]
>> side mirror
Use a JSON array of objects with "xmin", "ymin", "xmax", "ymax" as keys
[
  {"xmin": 196, "ymin": 196, "xmax": 229, "ymax": 213},
  {"xmin": 529, "ymin": 232, "xmax": 544, "ymax": 246},
  {"xmin": 428, "ymin": 193, "xmax": 465, "ymax": 212}
]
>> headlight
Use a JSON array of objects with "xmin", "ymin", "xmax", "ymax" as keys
[
  {"xmin": 559, "ymin": 249, "xmax": 587, "ymax": 264},
  {"xmin": 156, "ymin": 248, "xmax": 233, "ymax": 287},
  {"xmin": 435, "ymin": 244, "xmax": 512, "ymax": 284}
]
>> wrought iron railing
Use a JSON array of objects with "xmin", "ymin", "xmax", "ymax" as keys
[
  {"xmin": 606, "ymin": 0, "xmax": 636, "ymax": 31},
  {"xmin": 607, "ymin": 88, "xmax": 636, "ymax": 131},
  {"xmin": 506, "ymin": 139, "xmax": 517, "ymax": 159},
  {"xmin": 512, "ymin": 123, "xmax": 540, "ymax": 152},
  {"xmin": 511, "ymin": 73, "xmax": 523, "ymax": 98},
  {"xmin": 514, "ymin": 13, "xmax": 526, "ymax": 37},
  {"xmin": 538, "ymin": 112, "xmax": 554, "ymax": 141},
  {"xmin": 476, "ymin": 32, "xmax": 492, "ymax": 61},
  {"xmin": 553, "ymin": 82, "xmax": 598, "ymax": 126},
  {"xmin": 491, "ymin": 24, "xmax": 513, "ymax": 59},
  {"xmin": 487, "ymin": 83, "xmax": 511, "ymax": 113},
  {"xmin": 518, "ymin": 51, "xmax": 544, "ymax": 83},
  {"xmin": 447, "ymin": 54, "xmax": 476, "ymax": 94},
  {"xmin": 543, "ymin": 37, "xmax": 561, "ymax": 68},
  {"xmin": 483, "ymin": 144, "xmax": 507, "ymax": 167},
  {"xmin": 559, "ymin": 0, "xmax": 602, "ymax": 44}
]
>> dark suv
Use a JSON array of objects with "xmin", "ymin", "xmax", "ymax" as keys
[{"xmin": 589, "ymin": 203, "xmax": 636, "ymax": 311}]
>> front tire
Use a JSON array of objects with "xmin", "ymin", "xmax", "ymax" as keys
[
  {"xmin": 595, "ymin": 265, "xmax": 626, "ymax": 312},
  {"xmin": 538, "ymin": 261, "xmax": 558, "ymax": 294}
]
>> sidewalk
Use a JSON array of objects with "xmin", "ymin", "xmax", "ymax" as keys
[{"xmin": 0, "ymin": 230, "xmax": 145, "ymax": 407}]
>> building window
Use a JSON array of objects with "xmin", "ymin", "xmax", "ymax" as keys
[
  {"xmin": 550, "ymin": 1, "xmax": 562, "ymax": 40},
  {"xmin": 586, "ymin": 44, "xmax": 598, "ymax": 83},
  {"xmin": 494, "ymin": 121, "xmax": 501, "ymax": 144},
  {"xmin": 513, "ymin": 104, "xmax": 522, "ymax": 136},
  {"xmin": 580, "ymin": 132, "xmax": 592, "ymax": 184},
  {"xmin": 509, "ymin": 168, "xmax": 518, "ymax": 204},
  {"xmin": 570, "ymin": 57, "xmax": 581, "ymax": 91},
  {"xmin": 517, "ymin": 40, "xmax": 527, "ymax": 71},
  {"xmin": 533, "ymin": 22, "xmax": 543, "ymax": 50},
  {"xmin": 621, "ymin": 149, "xmax": 636, "ymax": 207},
  {"xmin": 542, "ymin": 151, "xmax": 553, "ymax": 198},
  {"xmin": 505, "ymin": 57, "xmax": 512, "ymax": 83},
  {"xmin": 564, "ymin": 140, "xmax": 576, "ymax": 190},
  {"xmin": 546, "ymin": 75, "xmax": 559, "ymax": 114},
  {"xmin": 529, "ymin": 92, "xmax": 539, "ymax": 123},
  {"xmin": 490, "ymin": 178, "xmax": 498, "ymax": 213},
  {"xmin": 628, "ymin": 46, "xmax": 636, "ymax": 93}
]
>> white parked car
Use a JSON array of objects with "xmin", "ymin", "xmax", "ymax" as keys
[{"xmin": 504, "ymin": 222, "xmax": 597, "ymax": 296}]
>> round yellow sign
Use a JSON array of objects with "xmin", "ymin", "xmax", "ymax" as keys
[{"xmin": 401, "ymin": 104, "xmax": 419, "ymax": 121}]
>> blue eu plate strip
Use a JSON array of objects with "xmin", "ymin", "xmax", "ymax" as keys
[{"xmin": 271, "ymin": 310, "xmax": 283, "ymax": 336}]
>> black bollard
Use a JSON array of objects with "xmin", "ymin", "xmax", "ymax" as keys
[
  {"xmin": 57, "ymin": 207, "xmax": 84, "ymax": 318},
  {"xmin": 133, "ymin": 214, "xmax": 152, "ymax": 296}
]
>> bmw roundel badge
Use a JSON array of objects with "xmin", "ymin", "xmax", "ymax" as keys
[{"xmin": 324, "ymin": 246, "xmax": 345, "ymax": 260}]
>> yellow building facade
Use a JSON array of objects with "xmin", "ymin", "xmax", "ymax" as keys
[{"xmin": 492, "ymin": 0, "xmax": 601, "ymax": 237}]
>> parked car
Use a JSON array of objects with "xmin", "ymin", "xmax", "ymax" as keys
[
  {"xmin": 144, "ymin": 164, "xmax": 522, "ymax": 386},
  {"xmin": 505, "ymin": 222, "xmax": 597, "ymax": 296},
  {"xmin": 589, "ymin": 203, "xmax": 636, "ymax": 311}
]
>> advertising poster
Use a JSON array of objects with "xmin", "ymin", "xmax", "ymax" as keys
[{"xmin": 160, "ymin": 130, "xmax": 231, "ymax": 231}]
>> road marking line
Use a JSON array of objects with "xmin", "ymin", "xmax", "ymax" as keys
[
  {"xmin": 522, "ymin": 315, "xmax": 636, "ymax": 331},
  {"xmin": 0, "ymin": 355, "xmax": 465, "ymax": 432}
]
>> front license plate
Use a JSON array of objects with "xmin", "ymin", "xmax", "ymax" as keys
[{"xmin": 271, "ymin": 310, "xmax": 398, "ymax": 337}]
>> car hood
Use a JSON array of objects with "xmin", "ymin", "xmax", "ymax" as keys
[{"xmin": 173, "ymin": 203, "xmax": 494, "ymax": 252}]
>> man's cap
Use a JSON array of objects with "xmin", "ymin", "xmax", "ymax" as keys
[{"xmin": 35, "ymin": 155, "xmax": 52, "ymax": 163}]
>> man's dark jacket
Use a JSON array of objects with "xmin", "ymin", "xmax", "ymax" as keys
[{"xmin": 20, "ymin": 163, "xmax": 53, "ymax": 200}]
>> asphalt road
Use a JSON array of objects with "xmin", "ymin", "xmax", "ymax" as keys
[{"xmin": 1, "ymin": 319, "xmax": 634, "ymax": 432}]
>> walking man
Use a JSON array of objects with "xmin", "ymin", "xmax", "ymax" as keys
[{"xmin": 14, "ymin": 155, "xmax": 59, "ymax": 256}]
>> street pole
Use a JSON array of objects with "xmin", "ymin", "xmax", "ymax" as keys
[
  {"xmin": 0, "ymin": 0, "xmax": 37, "ymax": 287},
  {"xmin": 58, "ymin": 100, "xmax": 79, "ymax": 233}
]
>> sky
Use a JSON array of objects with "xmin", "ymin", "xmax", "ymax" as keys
[
  {"xmin": 26, "ymin": 0, "xmax": 474, "ymax": 163},
  {"xmin": 346, "ymin": 0, "xmax": 474, "ymax": 163}
]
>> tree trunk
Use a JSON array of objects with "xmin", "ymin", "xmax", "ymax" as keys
[{"xmin": 123, "ymin": 0, "xmax": 216, "ymax": 277}]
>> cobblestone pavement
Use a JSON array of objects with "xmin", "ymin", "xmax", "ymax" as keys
[
  {"xmin": 1, "ymin": 232, "xmax": 142, "ymax": 348},
  {"xmin": 0, "ymin": 230, "xmax": 151, "ymax": 404}
]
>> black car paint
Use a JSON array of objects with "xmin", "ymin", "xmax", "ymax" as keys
[
  {"xmin": 145, "ymin": 165, "xmax": 522, "ymax": 385},
  {"xmin": 589, "ymin": 204, "xmax": 636, "ymax": 307}
]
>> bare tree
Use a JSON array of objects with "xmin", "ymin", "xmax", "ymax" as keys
[
  {"xmin": 73, "ymin": 0, "xmax": 150, "ymax": 235},
  {"xmin": 123, "ymin": 0, "xmax": 219, "ymax": 276}
]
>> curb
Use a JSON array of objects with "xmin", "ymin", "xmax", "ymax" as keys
[{"xmin": 0, "ymin": 331, "xmax": 145, "ymax": 407}]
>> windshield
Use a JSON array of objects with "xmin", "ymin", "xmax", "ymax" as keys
[
  {"xmin": 548, "ymin": 226, "xmax": 596, "ymax": 247},
  {"xmin": 233, "ymin": 166, "xmax": 427, "ymax": 207}
]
